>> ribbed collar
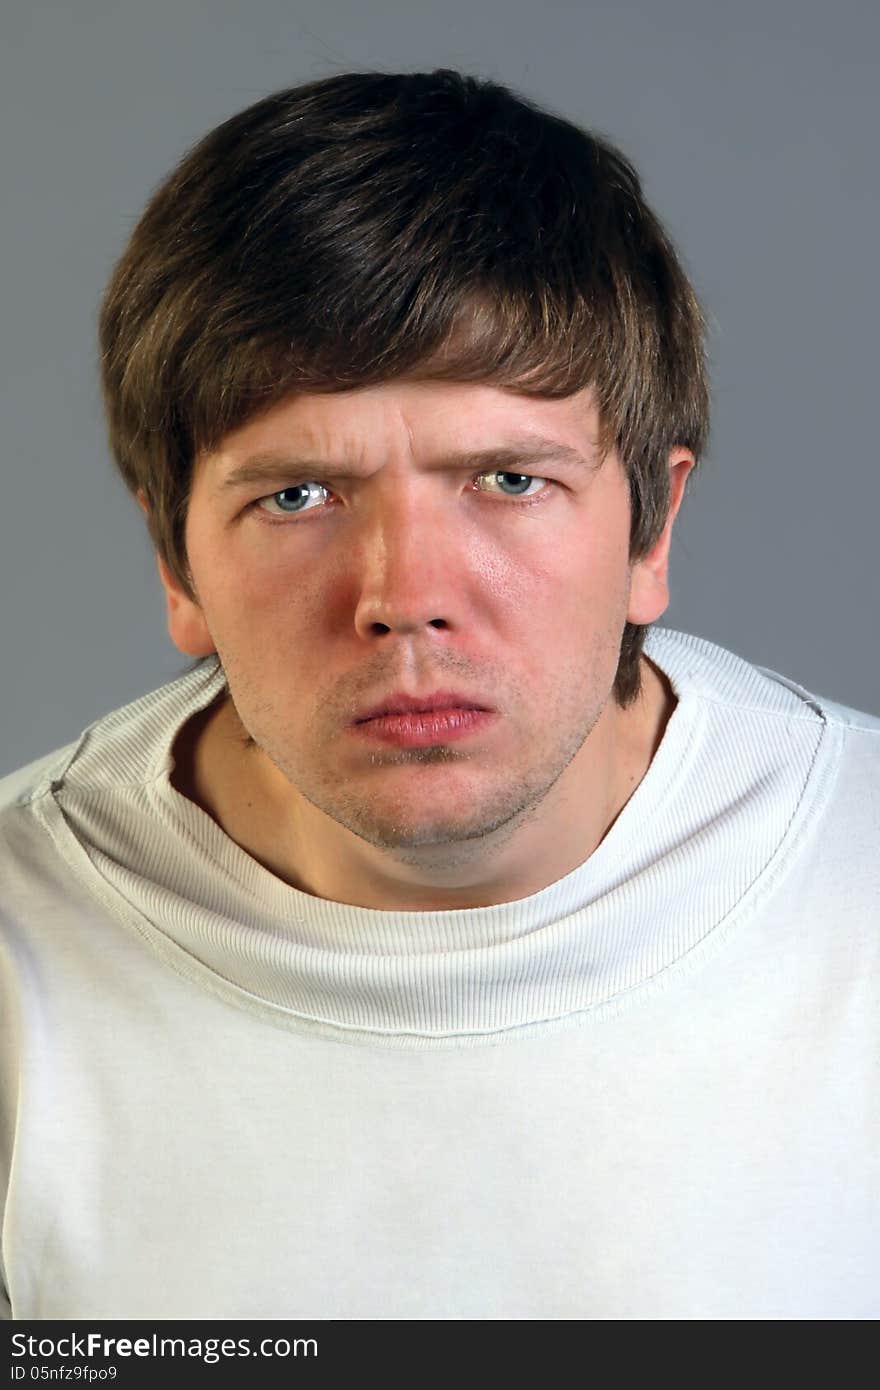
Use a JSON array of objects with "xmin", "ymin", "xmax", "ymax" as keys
[{"xmin": 37, "ymin": 628, "xmax": 835, "ymax": 1045}]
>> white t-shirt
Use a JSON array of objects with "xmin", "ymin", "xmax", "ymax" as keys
[{"xmin": 1, "ymin": 627, "xmax": 878, "ymax": 1319}]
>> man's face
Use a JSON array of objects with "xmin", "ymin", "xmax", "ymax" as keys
[{"xmin": 160, "ymin": 380, "xmax": 681, "ymax": 851}]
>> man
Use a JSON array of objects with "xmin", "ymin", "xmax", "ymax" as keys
[{"xmin": 1, "ymin": 69, "xmax": 877, "ymax": 1321}]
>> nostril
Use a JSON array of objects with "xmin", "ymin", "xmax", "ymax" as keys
[{"xmin": 368, "ymin": 619, "xmax": 448, "ymax": 634}]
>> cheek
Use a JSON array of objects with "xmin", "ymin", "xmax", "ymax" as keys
[
  {"xmin": 467, "ymin": 538, "xmax": 550, "ymax": 615},
  {"xmin": 518, "ymin": 525, "xmax": 631, "ymax": 620},
  {"xmin": 468, "ymin": 492, "xmax": 630, "ymax": 600},
  {"xmin": 192, "ymin": 523, "xmax": 328, "ymax": 637}
]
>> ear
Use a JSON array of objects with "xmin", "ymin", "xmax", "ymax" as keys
[
  {"xmin": 626, "ymin": 449, "xmax": 696, "ymax": 627},
  {"xmin": 137, "ymin": 489, "xmax": 217, "ymax": 658}
]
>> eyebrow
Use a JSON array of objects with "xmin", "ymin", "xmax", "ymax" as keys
[{"xmin": 215, "ymin": 437, "xmax": 600, "ymax": 492}]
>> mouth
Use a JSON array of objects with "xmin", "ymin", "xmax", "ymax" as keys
[
  {"xmin": 349, "ymin": 707, "xmax": 496, "ymax": 749},
  {"xmin": 352, "ymin": 691, "xmax": 493, "ymax": 724}
]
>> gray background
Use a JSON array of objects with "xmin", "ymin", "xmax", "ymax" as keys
[{"xmin": 2, "ymin": 0, "xmax": 878, "ymax": 777}]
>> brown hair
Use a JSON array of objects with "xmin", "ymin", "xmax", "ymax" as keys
[{"xmin": 99, "ymin": 68, "xmax": 710, "ymax": 705}]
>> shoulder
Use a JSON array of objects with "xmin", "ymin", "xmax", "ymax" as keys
[
  {"xmin": 746, "ymin": 657, "xmax": 880, "ymax": 824},
  {"xmin": 0, "ymin": 740, "xmax": 82, "ymax": 851},
  {"xmin": 646, "ymin": 626, "xmax": 879, "ymax": 732},
  {"xmin": 751, "ymin": 655, "xmax": 880, "ymax": 798},
  {"xmin": 0, "ymin": 658, "xmax": 226, "ymax": 813},
  {"xmin": 0, "ymin": 658, "xmax": 227, "ymax": 868},
  {"xmin": 750, "ymin": 659, "xmax": 880, "ymax": 737},
  {"xmin": 645, "ymin": 627, "xmax": 880, "ymax": 841}
]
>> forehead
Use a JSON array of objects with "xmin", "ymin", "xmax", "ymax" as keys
[{"xmin": 199, "ymin": 379, "xmax": 603, "ymax": 475}]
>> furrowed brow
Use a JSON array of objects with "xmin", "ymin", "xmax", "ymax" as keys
[{"xmin": 216, "ymin": 438, "xmax": 598, "ymax": 492}]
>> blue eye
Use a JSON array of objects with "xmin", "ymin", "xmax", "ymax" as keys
[
  {"xmin": 256, "ymin": 483, "xmax": 330, "ymax": 516},
  {"xmin": 482, "ymin": 471, "xmax": 540, "ymax": 496},
  {"xmin": 252, "ymin": 470, "xmax": 551, "ymax": 523}
]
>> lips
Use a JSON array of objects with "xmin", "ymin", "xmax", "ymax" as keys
[{"xmin": 352, "ymin": 691, "xmax": 492, "ymax": 723}]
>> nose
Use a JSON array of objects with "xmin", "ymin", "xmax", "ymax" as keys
[{"xmin": 352, "ymin": 483, "xmax": 461, "ymax": 641}]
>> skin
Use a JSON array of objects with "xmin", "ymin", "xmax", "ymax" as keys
[{"xmin": 140, "ymin": 379, "xmax": 695, "ymax": 912}]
